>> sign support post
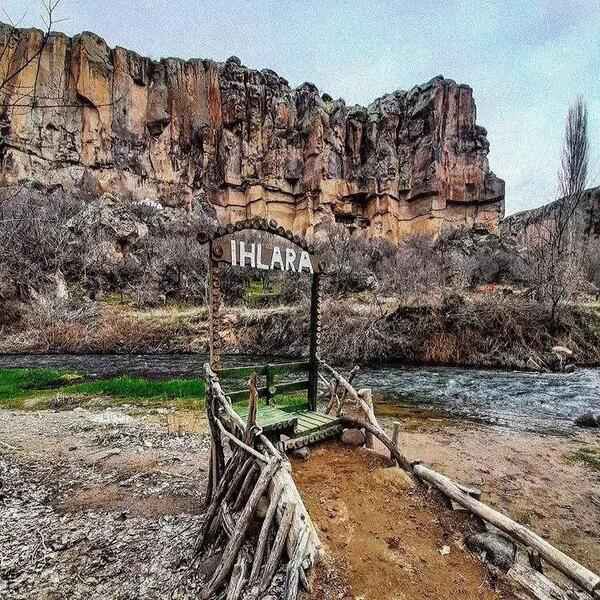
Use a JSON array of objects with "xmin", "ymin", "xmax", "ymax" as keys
[
  {"xmin": 208, "ymin": 241, "xmax": 222, "ymax": 370},
  {"xmin": 308, "ymin": 272, "xmax": 321, "ymax": 411}
]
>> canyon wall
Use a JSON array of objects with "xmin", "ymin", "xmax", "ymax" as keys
[
  {"xmin": 0, "ymin": 24, "xmax": 505, "ymax": 241},
  {"xmin": 500, "ymin": 187, "xmax": 600, "ymax": 246}
]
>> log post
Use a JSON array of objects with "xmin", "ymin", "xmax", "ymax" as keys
[
  {"xmin": 308, "ymin": 273, "xmax": 321, "ymax": 411},
  {"xmin": 208, "ymin": 247, "xmax": 223, "ymax": 370},
  {"xmin": 391, "ymin": 421, "xmax": 401, "ymax": 464},
  {"xmin": 265, "ymin": 364, "xmax": 274, "ymax": 406},
  {"xmin": 338, "ymin": 415, "xmax": 412, "ymax": 472},
  {"xmin": 260, "ymin": 501, "xmax": 296, "ymax": 593},
  {"xmin": 284, "ymin": 526, "xmax": 310, "ymax": 600},
  {"xmin": 359, "ymin": 388, "xmax": 375, "ymax": 449},
  {"xmin": 250, "ymin": 486, "xmax": 284, "ymax": 583}
]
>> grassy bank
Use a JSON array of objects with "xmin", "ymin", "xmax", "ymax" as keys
[
  {"xmin": 0, "ymin": 368, "xmax": 206, "ymax": 410},
  {"xmin": 0, "ymin": 367, "xmax": 310, "ymax": 413}
]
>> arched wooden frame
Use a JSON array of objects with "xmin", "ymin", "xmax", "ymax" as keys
[{"xmin": 198, "ymin": 218, "xmax": 323, "ymax": 411}]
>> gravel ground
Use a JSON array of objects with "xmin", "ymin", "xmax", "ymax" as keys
[{"xmin": 0, "ymin": 407, "xmax": 212, "ymax": 599}]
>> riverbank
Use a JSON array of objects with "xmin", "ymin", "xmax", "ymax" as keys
[
  {"xmin": 1, "ymin": 402, "xmax": 597, "ymax": 598},
  {"xmin": 377, "ymin": 410, "xmax": 600, "ymax": 576},
  {"xmin": 2, "ymin": 298, "xmax": 600, "ymax": 370}
]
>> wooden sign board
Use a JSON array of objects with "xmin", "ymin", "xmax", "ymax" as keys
[{"xmin": 212, "ymin": 237, "xmax": 320, "ymax": 274}]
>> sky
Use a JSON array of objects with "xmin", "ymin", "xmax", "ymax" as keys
[{"xmin": 3, "ymin": 0, "xmax": 600, "ymax": 215}]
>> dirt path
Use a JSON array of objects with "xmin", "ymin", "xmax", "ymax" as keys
[{"xmin": 293, "ymin": 442, "xmax": 516, "ymax": 600}]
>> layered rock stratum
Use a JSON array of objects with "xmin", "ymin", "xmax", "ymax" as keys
[{"xmin": 0, "ymin": 24, "xmax": 505, "ymax": 241}]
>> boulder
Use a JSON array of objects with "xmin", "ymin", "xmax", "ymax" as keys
[
  {"xmin": 341, "ymin": 428, "xmax": 366, "ymax": 447},
  {"xmin": 466, "ymin": 532, "xmax": 516, "ymax": 571},
  {"xmin": 575, "ymin": 413, "xmax": 599, "ymax": 428},
  {"xmin": 291, "ymin": 446, "xmax": 310, "ymax": 460}
]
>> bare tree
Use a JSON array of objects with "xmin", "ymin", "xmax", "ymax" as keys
[
  {"xmin": 0, "ymin": 1, "xmax": 65, "ymax": 110},
  {"xmin": 527, "ymin": 97, "xmax": 589, "ymax": 328}
]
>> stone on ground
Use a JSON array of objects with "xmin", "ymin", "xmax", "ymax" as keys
[{"xmin": 341, "ymin": 428, "xmax": 366, "ymax": 447}]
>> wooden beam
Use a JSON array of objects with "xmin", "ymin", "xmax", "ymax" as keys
[
  {"xmin": 214, "ymin": 418, "xmax": 269, "ymax": 463},
  {"xmin": 508, "ymin": 561, "xmax": 595, "ymax": 600},
  {"xmin": 319, "ymin": 360, "xmax": 379, "ymax": 428},
  {"xmin": 216, "ymin": 361, "xmax": 309, "ymax": 379}
]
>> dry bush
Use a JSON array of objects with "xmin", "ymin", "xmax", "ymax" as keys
[
  {"xmin": 422, "ymin": 333, "xmax": 461, "ymax": 364},
  {"xmin": 22, "ymin": 295, "xmax": 98, "ymax": 352}
]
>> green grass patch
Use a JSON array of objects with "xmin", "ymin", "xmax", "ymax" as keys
[
  {"xmin": 0, "ymin": 368, "xmax": 83, "ymax": 408},
  {"xmin": 0, "ymin": 368, "xmax": 205, "ymax": 410},
  {"xmin": 276, "ymin": 392, "xmax": 310, "ymax": 412},
  {"xmin": 64, "ymin": 376, "xmax": 205, "ymax": 405},
  {"xmin": 566, "ymin": 446, "xmax": 600, "ymax": 471}
]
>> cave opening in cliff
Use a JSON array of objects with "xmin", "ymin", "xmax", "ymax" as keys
[{"xmin": 334, "ymin": 192, "xmax": 370, "ymax": 231}]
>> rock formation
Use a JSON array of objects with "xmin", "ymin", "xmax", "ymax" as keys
[
  {"xmin": 500, "ymin": 187, "xmax": 600, "ymax": 248},
  {"xmin": 0, "ymin": 23, "xmax": 505, "ymax": 242}
]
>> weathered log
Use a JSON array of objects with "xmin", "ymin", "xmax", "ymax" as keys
[
  {"xmin": 214, "ymin": 417, "xmax": 268, "ymax": 463},
  {"xmin": 391, "ymin": 421, "xmax": 401, "ymax": 464},
  {"xmin": 195, "ymin": 452, "xmax": 241, "ymax": 553},
  {"xmin": 271, "ymin": 460, "xmax": 321, "ymax": 566},
  {"xmin": 528, "ymin": 548, "xmax": 544, "ymax": 574},
  {"xmin": 338, "ymin": 416, "xmax": 412, "ymax": 472},
  {"xmin": 360, "ymin": 388, "xmax": 375, "ymax": 449},
  {"xmin": 223, "ymin": 455, "xmax": 253, "ymax": 505},
  {"xmin": 245, "ymin": 373, "xmax": 259, "ymax": 444},
  {"xmin": 250, "ymin": 485, "xmax": 284, "ymax": 583},
  {"xmin": 226, "ymin": 551, "xmax": 248, "ymax": 600},
  {"xmin": 413, "ymin": 463, "xmax": 600, "ymax": 598},
  {"xmin": 298, "ymin": 566, "xmax": 311, "ymax": 593},
  {"xmin": 220, "ymin": 501, "xmax": 236, "ymax": 538},
  {"xmin": 233, "ymin": 463, "xmax": 260, "ymax": 512},
  {"xmin": 258, "ymin": 432, "xmax": 281, "ymax": 458},
  {"xmin": 260, "ymin": 501, "xmax": 296, "ymax": 593},
  {"xmin": 320, "ymin": 361, "xmax": 377, "ymax": 427},
  {"xmin": 508, "ymin": 560, "xmax": 595, "ymax": 600},
  {"xmin": 338, "ymin": 365, "xmax": 360, "ymax": 407},
  {"xmin": 206, "ymin": 443, "xmax": 215, "ymax": 506},
  {"xmin": 201, "ymin": 458, "xmax": 282, "ymax": 599},
  {"xmin": 284, "ymin": 526, "xmax": 310, "ymax": 600}
]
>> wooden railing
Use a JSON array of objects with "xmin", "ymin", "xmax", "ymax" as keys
[{"xmin": 216, "ymin": 361, "xmax": 310, "ymax": 404}]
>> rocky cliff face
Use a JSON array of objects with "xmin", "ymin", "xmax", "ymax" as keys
[
  {"xmin": 500, "ymin": 187, "xmax": 600, "ymax": 247},
  {"xmin": 0, "ymin": 24, "xmax": 505, "ymax": 241}
]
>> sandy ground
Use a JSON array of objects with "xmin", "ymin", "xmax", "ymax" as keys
[
  {"xmin": 376, "ymin": 410, "xmax": 600, "ymax": 576},
  {"xmin": 1, "ymin": 405, "xmax": 598, "ymax": 599},
  {"xmin": 293, "ymin": 442, "xmax": 516, "ymax": 600}
]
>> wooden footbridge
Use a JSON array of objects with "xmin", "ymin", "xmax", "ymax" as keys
[{"xmin": 217, "ymin": 361, "xmax": 343, "ymax": 451}]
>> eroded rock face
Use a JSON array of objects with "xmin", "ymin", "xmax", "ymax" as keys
[
  {"xmin": 0, "ymin": 24, "xmax": 505, "ymax": 242},
  {"xmin": 500, "ymin": 187, "xmax": 600, "ymax": 248}
]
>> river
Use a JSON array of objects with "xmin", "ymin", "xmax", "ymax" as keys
[{"xmin": 1, "ymin": 353, "xmax": 598, "ymax": 435}]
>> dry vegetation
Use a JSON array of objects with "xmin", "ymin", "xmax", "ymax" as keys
[{"xmin": 1, "ymin": 96, "xmax": 599, "ymax": 367}]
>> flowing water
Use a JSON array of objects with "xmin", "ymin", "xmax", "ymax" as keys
[{"xmin": 1, "ymin": 354, "xmax": 598, "ymax": 435}]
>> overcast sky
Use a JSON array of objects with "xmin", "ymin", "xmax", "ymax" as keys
[{"xmin": 4, "ymin": 0, "xmax": 599, "ymax": 215}]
